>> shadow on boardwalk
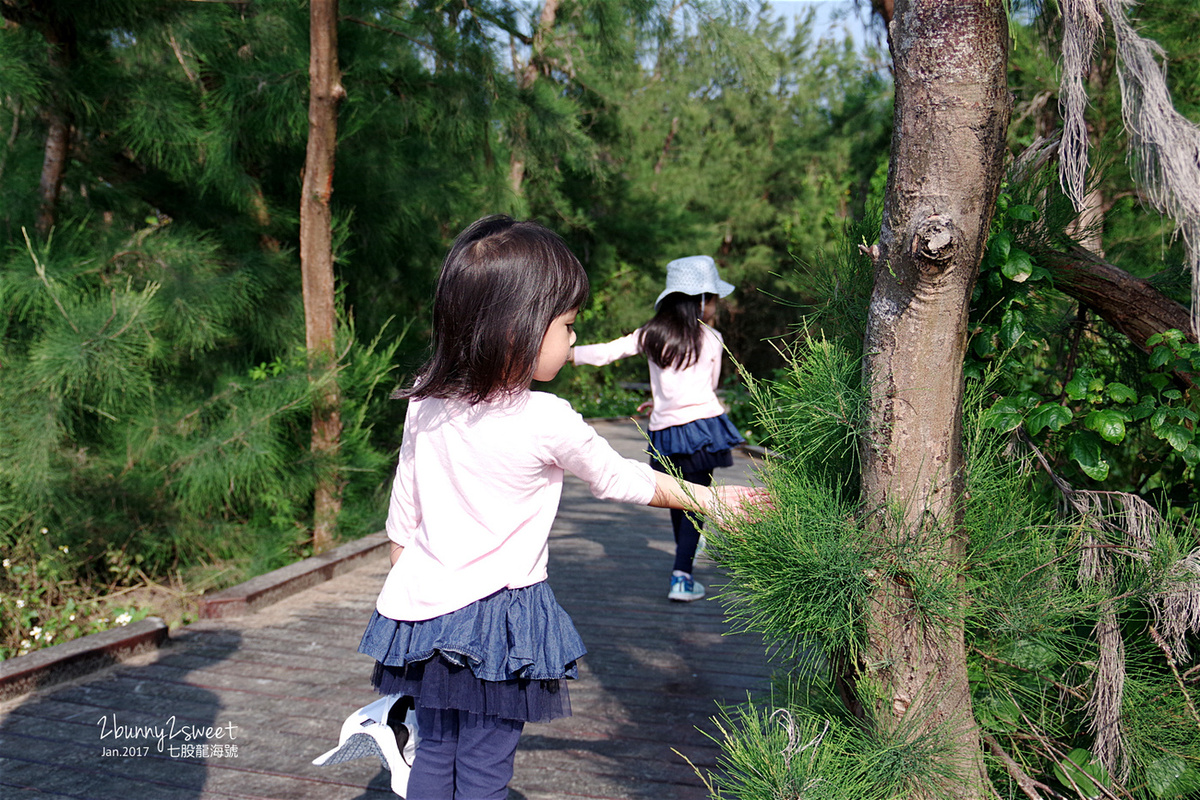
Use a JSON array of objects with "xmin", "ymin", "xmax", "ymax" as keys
[{"xmin": 0, "ymin": 419, "xmax": 773, "ymax": 800}]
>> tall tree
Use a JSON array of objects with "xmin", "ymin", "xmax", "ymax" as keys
[
  {"xmin": 300, "ymin": 0, "xmax": 345, "ymax": 554},
  {"xmin": 507, "ymin": 0, "xmax": 559, "ymax": 202},
  {"xmin": 857, "ymin": 0, "xmax": 1010, "ymax": 796}
]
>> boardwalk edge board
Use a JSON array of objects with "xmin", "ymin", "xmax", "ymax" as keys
[
  {"xmin": 0, "ymin": 617, "xmax": 168, "ymax": 702},
  {"xmin": 197, "ymin": 531, "xmax": 391, "ymax": 619},
  {"xmin": 0, "ymin": 531, "xmax": 390, "ymax": 701}
]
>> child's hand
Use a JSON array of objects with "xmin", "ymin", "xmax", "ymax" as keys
[
  {"xmin": 637, "ymin": 399, "xmax": 654, "ymax": 414},
  {"xmin": 706, "ymin": 484, "xmax": 772, "ymax": 524}
]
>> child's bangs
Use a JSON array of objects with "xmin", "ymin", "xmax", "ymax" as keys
[{"xmin": 552, "ymin": 253, "xmax": 590, "ymax": 316}]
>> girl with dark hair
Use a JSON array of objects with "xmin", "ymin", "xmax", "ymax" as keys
[
  {"xmin": 572, "ymin": 255, "xmax": 745, "ymax": 603},
  {"xmin": 353, "ymin": 218, "xmax": 764, "ymax": 799}
]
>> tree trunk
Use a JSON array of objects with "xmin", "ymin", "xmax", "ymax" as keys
[
  {"xmin": 31, "ymin": 13, "xmax": 76, "ymax": 237},
  {"xmin": 300, "ymin": 0, "xmax": 345, "ymax": 554},
  {"xmin": 36, "ymin": 109, "xmax": 70, "ymax": 236},
  {"xmin": 858, "ymin": 1, "xmax": 1010, "ymax": 797},
  {"xmin": 507, "ymin": 0, "xmax": 559, "ymax": 202}
]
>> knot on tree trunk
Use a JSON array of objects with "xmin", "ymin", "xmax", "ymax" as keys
[{"xmin": 912, "ymin": 215, "xmax": 957, "ymax": 273}]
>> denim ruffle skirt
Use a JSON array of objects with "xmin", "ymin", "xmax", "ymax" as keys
[
  {"xmin": 648, "ymin": 413, "xmax": 745, "ymax": 473},
  {"xmin": 358, "ymin": 581, "xmax": 583, "ymax": 723}
]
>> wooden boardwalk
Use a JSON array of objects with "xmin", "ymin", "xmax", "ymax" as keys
[{"xmin": 0, "ymin": 419, "xmax": 774, "ymax": 799}]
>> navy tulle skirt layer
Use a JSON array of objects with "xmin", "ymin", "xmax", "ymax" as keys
[
  {"xmin": 648, "ymin": 413, "xmax": 744, "ymax": 473},
  {"xmin": 358, "ymin": 580, "xmax": 583, "ymax": 723}
]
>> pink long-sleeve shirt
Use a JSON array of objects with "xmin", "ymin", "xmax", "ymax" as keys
[
  {"xmin": 573, "ymin": 324, "xmax": 726, "ymax": 431},
  {"xmin": 376, "ymin": 391, "xmax": 657, "ymax": 621}
]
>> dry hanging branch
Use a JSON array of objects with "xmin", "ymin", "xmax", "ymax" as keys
[
  {"xmin": 1059, "ymin": 0, "xmax": 1200, "ymax": 339},
  {"xmin": 1016, "ymin": 429, "xmax": 1200, "ymax": 780}
]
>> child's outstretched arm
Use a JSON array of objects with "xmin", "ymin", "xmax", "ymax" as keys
[
  {"xmin": 649, "ymin": 472, "xmax": 768, "ymax": 522},
  {"xmin": 571, "ymin": 331, "xmax": 642, "ymax": 368}
]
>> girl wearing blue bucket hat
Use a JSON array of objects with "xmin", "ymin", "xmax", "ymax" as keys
[{"xmin": 572, "ymin": 255, "xmax": 745, "ymax": 602}]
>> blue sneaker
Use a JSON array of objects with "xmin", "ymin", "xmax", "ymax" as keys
[{"xmin": 668, "ymin": 573, "xmax": 705, "ymax": 602}]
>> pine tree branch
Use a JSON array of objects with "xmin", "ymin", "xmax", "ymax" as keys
[
  {"xmin": 167, "ymin": 31, "xmax": 200, "ymax": 87},
  {"xmin": 23, "ymin": 226, "xmax": 79, "ymax": 333},
  {"xmin": 340, "ymin": 16, "xmax": 438, "ymax": 54},
  {"xmin": 971, "ymin": 646, "xmax": 1088, "ymax": 701},
  {"xmin": 460, "ymin": 1, "xmax": 532, "ymax": 46},
  {"xmin": 981, "ymin": 731, "xmax": 1058, "ymax": 800},
  {"xmin": 1148, "ymin": 624, "xmax": 1200, "ymax": 730},
  {"xmin": 1018, "ymin": 716, "xmax": 1125, "ymax": 800}
]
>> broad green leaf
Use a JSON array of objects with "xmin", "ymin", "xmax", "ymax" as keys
[
  {"xmin": 1086, "ymin": 408, "xmax": 1127, "ymax": 444},
  {"xmin": 1145, "ymin": 756, "xmax": 1200, "ymax": 798},
  {"xmin": 1147, "ymin": 373, "xmax": 1171, "ymax": 391},
  {"xmin": 1163, "ymin": 389, "xmax": 1183, "ymax": 400},
  {"xmin": 1016, "ymin": 391, "xmax": 1044, "ymax": 408},
  {"xmin": 1106, "ymin": 382, "xmax": 1137, "ymax": 403},
  {"xmin": 1025, "ymin": 403, "xmax": 1072, "ymax": 435},
  {"xmin": 1152, "ymin": 407, "xmax": 1170, "ymax": 429},
  {"xmin": 1006, "ymin": 639, "xmax": 1057, "ymax": 671},
  {"xmin": 1002, "ymin": 248, "xmax": 1034, "ymax": 282},
  {"xmin": 989, "ymin": 230, "xmax": 1013, "ymax": 264},
  {"xmin": 999, "ymin": 309, "xmax": 1025, "ymax": 349},
  {"xmin": 977, "ymin": 694, "xmax": 1020, "ymax": 732},
  {"xmin": 1156, "ymin": 423, "xmax": 1192, "ymax": 452},
  {"xmin": 1182, "ymin": 444, "xmax": 1200, "ymax": 467},
  {"xmin": 1129, "ymin": 396, "xmax": 1156, "ymax": 420},
  {"xmin": 1053, "ymin": 749, "xmax": 1108, "ymax": 800},
  {"xmin": 983, "ymin": 396, "xmax": 1025, "ymax": 432},
  {"xmin": 1065, "ymin": 372, "xmax": 1090, "ymax": 401},
  {"xmin": 973, "ymin": 328, "xmax": 998, "ymax": 358},
  {"xmin": 1068, "ymin": 431, "xmax": 1109, "ymax": 480},
  {"xmin": 1009, "ymin": 204, "xmax": 1037, "ymax": 221},
  {"xmin": 1150, "ymin": 346, "xmax": 1172, "ymax": 369}
]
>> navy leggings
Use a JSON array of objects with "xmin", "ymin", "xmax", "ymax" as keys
[
  {"xmin": 651, "ymin": 460, "xmax": 712, "ymax": 574},
  {"xmin": 406, "ymin": 705, "xmax": 524, "ymax": 800}
]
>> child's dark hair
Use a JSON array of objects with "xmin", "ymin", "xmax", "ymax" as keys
[
  {"xmin": 638, "ymin": 292, "xmax": 707, "ymax": 370},
  {"xmin": 403, "ymin": 215, "xmax": 589, "ymax": 403}
]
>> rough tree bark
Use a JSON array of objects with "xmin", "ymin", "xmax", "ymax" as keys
[
  {"xmin": 858, "ymin": 1, "xmax": 1011, "ymax": 798},
  {"xmin": 300, "ymin": 0, "xmax": 345, "ymax": 554}
]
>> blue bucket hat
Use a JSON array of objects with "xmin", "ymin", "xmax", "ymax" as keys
[{"xmin": 654, "ymin": 255, "xmax": 735, "ymax": 309}]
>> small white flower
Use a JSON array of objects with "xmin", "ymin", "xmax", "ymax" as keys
[
  {"xmin": 2, "ymin": 558, "xmax": 10, "ymax": 568},
  {"xmin": 30, "ymin": 627, "xmax": 42, "ymax": 639},
  {"xmin": 69, "ymin": 614, "xmax": 76, "ymax": 621},
  {"xmin": 40, "ymin": 527, "xmax": 48, "ymax": 535},
  {"xmin": 44, "ymin": 633, "xmax": 54, "ymax": 643},
  {"xmin": 115, "ymin": 612, "xmax": 133, "ymax": 626},
  {"xmin": 58, "ymin": 545, "xmax": 69, "ymax": 554},
  {"xmin": 15, "ymin": 599, "xmax": 25, "ymax": 609}
]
